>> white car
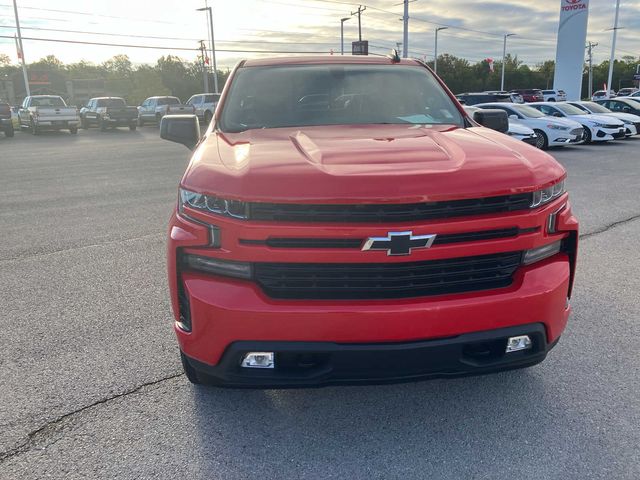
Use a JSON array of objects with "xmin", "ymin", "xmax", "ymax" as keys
[
  {"xmin": 475, "ymin": 102, "xmax": 584, "ymax": 149},
  {"xmin": 541, "ymin": 89, "xmax": 567, "ymax": 102},
  {"xmin": 591, "ymin": 90, "xmax": 616, "ymax": 101},
  {"xmin": 628, "ymin": 91, "xmax": 640, "ymax": 99},
  {"xmin": 566, "ymin": 101, "xmax": 640, "ymax": 137},
  {"xmin": 464, "ymin": 106, "xmax": 537, "ymax": 145},
  {"xmin": 529, "ymin": 102, "xmax": 626, "ymax": 143}
]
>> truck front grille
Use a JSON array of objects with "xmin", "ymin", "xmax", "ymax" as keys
[
  {"xmin": 249, "ymin": 194, "xmax": 532, "ymax": 223},
  {"xmin": 254, "ymin": 251, "xmax": 522, "ymax": 300}
]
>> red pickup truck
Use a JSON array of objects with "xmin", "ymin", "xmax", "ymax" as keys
[{"xmin": 161, "ymin": 56, "xmax": 578, "ymax": 387}]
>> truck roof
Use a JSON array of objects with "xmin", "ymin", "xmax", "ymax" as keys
[{"xmin": 242, "ymin": 56, "xmax": 424, "ymax": 68}]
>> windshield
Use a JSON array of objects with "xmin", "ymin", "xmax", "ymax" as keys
[
  {"xmin": 512, "ymin": 104, "xmax": 545, "ymax": 118},
  {"xmin": 97, "ymin": 98, "xmax": 126, "ymax": 107},
  {"xmin": 157, "ymin": 97, "xmax": 180, "ymax": 106},
  {"xmin": 31, "ymin": 96, "xmax": 66, "ymax": 107},
  {"xmin": 581, "ymin": 102, "xmax": 610, "ymax": 113},
  {"xmin": 218, "ymin": 64, "xmax": 464, "ymax": 132},
  {"xmin": 555, "ymin": 103, "xmax": 586, "ymax": 115}
]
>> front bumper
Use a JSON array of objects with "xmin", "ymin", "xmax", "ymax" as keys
[
  {"xmin": 183, "ymin": 323, "xmax": 559, "ymax": 387},
  {"xmin": 592, "ymin": 126, "xmax": 626, "ymax": 141}
]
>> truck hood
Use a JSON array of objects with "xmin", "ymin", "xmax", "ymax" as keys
[{"xmin": 182, "ymin": 124, "xmax": 565, "ymax": 203}]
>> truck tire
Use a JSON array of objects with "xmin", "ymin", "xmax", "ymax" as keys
[
  {"xmin": 69, "ymin": 127, "xmax": 78, "ymax": 135},
  {"xmin": 99, "ymin": 116, "xmax": 107, "ymax": 132},
  {"xmin": 129, "ymin": 123, "xmax": 137, "ymax": 131},
  {"xmin": 30, "ymin": 119, "xmax": 39, "ymax": 135},
  {"xmin": 5, "ymin": 124, "xmax": 14, "ymax": 137}
]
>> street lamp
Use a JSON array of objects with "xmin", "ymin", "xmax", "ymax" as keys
[
  {"xmin": 340, "ymin": 17, "xmax": 350, "ymax": 55},
  {"xmin": 501, "ymin": 33, "xmax": 516, "ymax": 91},
  {"xmin": 434, "ymin": 27, "xmax": 448, "ymax": 74},
  {"xmin": 197, "ymin": 5, "xmax": 218, "ymax": 93},
  {"xmin": 605, "ymin": 0, "xmax": 621, "ymax": 99}
]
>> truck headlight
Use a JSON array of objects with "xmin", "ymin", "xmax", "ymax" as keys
[
  {"xmin": 531, "ymin": 179, "xmax": 566, "ymax": 208},
  {"xmin": 179, "ymin": 188, "xmax": 248, "ymax": 219}
]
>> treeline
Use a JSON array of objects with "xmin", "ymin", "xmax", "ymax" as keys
[
  {"xmin": 0, "ymin": 54, "xmax": 230, "ymax": 105},
  {"xmin": 1, "ymin": 52, "xmax": 639, "ymax": 103}
]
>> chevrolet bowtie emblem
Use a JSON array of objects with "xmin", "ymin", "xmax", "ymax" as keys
[{"xmin": 361, "ymin": 231, "xmax": 437, "ymax": 256}]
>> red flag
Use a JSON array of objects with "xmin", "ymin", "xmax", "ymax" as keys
[
  {"xmin": 14, "ymin": 35, "xmax": 23, "ymax": 60},
  {"xmin": 486, "ymin": 58, "xmax": 494, "ymax": 73}
]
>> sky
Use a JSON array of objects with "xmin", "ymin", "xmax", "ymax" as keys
[{"xmin": 0, "ymin": 0, "xmax": 638, "ymax": 70}]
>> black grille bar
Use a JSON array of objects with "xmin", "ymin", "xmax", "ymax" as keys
[
  {"xmin": 254, "ymin": 251, "xmax": 523, "ymax": 300},
  {"xmin": 248, "ymin": 193, "xmax": 533, "ymax": 223}
]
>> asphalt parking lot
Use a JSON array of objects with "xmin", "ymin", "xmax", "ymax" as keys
[{"xmin": 1, "ymin": 128, "xmax": 639, "ymax": 479}]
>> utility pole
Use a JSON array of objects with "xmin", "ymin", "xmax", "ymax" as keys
[
  {"xmin": 586, "ymin": 41, "xmax": 597, "ymax": 99},
  {"xmin": 197, "ymin": 5, "xmax": 218, "ymax": 93},
  {"xmin": 402, "ymin": 0, "xmax": 409, "ymax": 58},
  {"xmin": 606, "ymin": 0, "xmax": 621, "ymax": 98},
  {"xmin": 199, "ymin": 41, "xmax": 209, "ymax": 93},
  {"xmin": 340, "ymin": 17, "xmax": 350, "ymax": 55},
  {"xmin": 12, "ymin": 0, "xmax": 30, "ymax": 97},
  {"xmin": 351, "ymin": 5, "xmax": 366, "ymax": 42},
  {"xmin": 434, "ymin": 27, "xmax": 448, "ymax": 75},
  {"xmin": 501, "ymin": 33, "xmax": 516, "ymax": 92}
]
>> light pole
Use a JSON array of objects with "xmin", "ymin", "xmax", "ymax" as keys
[
  {"xmin": 606, "ymin": 0, "xmax": 621, "ymax": 98},
  {"xmin": 434, "ymin": 27, "xmax": 448, "ymax": 75},
  {"xmin": 586, "ymin": 41, "xmax": 597, "ymax": 99},
  {"xmin": 401, "ymin": 0, "xmax": 409, "ymax": 58},
  {"xmin": 197, "ymin": 5, "xmax": 218, "ymax": 93},
  {"xmin": 340, "ymin": 17, "xmax": 350, "ymax": 55},
  {"xmin": 501, "ymin": 33, "xmax": 516, "ymax": 91},
  {"xmin": 12, "ymin": 0, "xmax": 30, "ymax": 97}
]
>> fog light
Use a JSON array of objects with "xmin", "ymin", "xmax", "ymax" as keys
[
  {"xmin": 241, "ymin": 352, "xmax": 275, "ymax": 368},
  {"xmin": 505, "ymin": 335, "xmax": 532, "ymax": 353}
]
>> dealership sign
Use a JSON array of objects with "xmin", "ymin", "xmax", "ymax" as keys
[{"xmin": 553, "ymin": 0, "xmax": 590, "ymax": 100}]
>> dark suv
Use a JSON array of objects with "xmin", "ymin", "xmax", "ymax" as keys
[{"xmin": 455, "ymin": 92, "xmax": 512, "ymax": 106}]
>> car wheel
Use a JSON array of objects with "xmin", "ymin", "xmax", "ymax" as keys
[
  {"xmin": 5, "ymin": 124, "xmax": 14, "ymax": 137},
  {"xmin": 30, "ymin": 119, "xmax": 39, "ymax": 135},
  {"xmin": 533, "ymin": 129, "xmax": 548, "ymax": 149},
  {"xmin": 204, "ymin": 110, "xmax": 213, "ymax": 124},
  {"xmin": 180, "ymin": 352, "xmax": 204, "ymax": 385},
  {"xmin": 137, "ymin": 117, "xmax": 144, "ymax": 127},
  {"xmin": 129, "ymin": 123, "xmax": 137, "ymax": 131},
  {"xmin": 98, "ymin": 116, "xmax": 108, "ymax": 132},
  {"xmin": 582, "ymin": 126, "xmax": 592, "ymax": 144}
]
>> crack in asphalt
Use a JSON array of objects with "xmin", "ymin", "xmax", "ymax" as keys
[
  {"xmin": 0, "ymin": 372, "xmax": 183, "ymax": 464},
  {"xmin": 579, "ymin": 213, "xmax": 640, "ymax": 240},
  {"xmin": 0, "ymin": 232, "xmax": 164, "ymax": 264},
  {"xmin": 2, "ymin": 212, "xmax": 639, "ymax": 465}
]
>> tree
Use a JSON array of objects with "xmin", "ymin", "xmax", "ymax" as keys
[
  {"xmin": 102, "ymin": 54, "xmax": 133, "ymax": 77},
  {"xmin": 0, "ymin": 54, "xmax": 11, "ymax": 67}
]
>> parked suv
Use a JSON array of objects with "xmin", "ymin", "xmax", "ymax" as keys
[
  {"xmin": 186, "ymin": 93, "xmax": 221, "ymax": 124},
  {"xmin": 137, "ymin": 96, "xmax": 194, "ymax": 126},
  {"xmin": 541, "ymin": 90, "xmax": 567, "ymax": 102},
  {"xmin": 510, "ymin": 89, "xmax": 544, "ymax": 103},
  {"xmin": 0, "ymin": 100, "xmax": 14, "ymax": 137},
  {"xmin": 80, "ymin": 97, "xmax": 138, "ymax": 131},
  {"xmin": 161, "ymin": 56, "xmax": 578, "ymax": 387}
]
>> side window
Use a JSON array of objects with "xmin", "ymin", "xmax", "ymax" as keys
[
  {"xmin": 609, "ymin": 102, "xmax": 622, "ymax": 112},
  {"xmin": 539, "ymin": 105, "xmax": 555, "ymax": 116}
]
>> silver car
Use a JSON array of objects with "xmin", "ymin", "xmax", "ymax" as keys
[
  {"xmin": 137, "ymin": 96, "xmax": 195, "ymax": 126},
  {"xmin": 186, "ymin": 93, "xmax": 221, "ymax": 124}
]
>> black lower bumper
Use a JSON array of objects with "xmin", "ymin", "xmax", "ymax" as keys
[{"xmin": 184, "ymin": 323, "xmax": 557, "ymax": 388}]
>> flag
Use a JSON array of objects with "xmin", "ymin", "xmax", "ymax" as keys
[{"xmin": 486, "ymin": 58, "xmax": 494, "ymax": 73}]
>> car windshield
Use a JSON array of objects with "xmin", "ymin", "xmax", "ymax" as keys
[
  {"xmin": 555, "ymin": 103, "xmax": 586, "ymax": 115},
  {"xmin": 157, "ymin": 97, "xmax": 179, "ymax": 106},
  {"xmin": 582, "ymin": 102, "xmax": 610, "ymax": 113},
  {"xmin": 97, "ymin": 98, "xmax": 126, "ymax": 107},
  {"xmin": 512, "ymin": 104, "xmax": 545, "ymax": 118},
  {"xmin": 31, "ymin": 96, "xmax": 66, "ymax": 107},
  {"xmin": 218, "ymin": 64, "xmax": 464, "ymax": 132}
]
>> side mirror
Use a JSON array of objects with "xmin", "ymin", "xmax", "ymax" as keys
[
  {"xmin": 160, "ymin": 115, "xmax": 201, "ymax": 150},
  {"xmin": 472, "ymin": 109, "xmax": 509, "ymax": 133},
  {"xmin": 622, "ymin": 106, "xmax": 631, "ymax": 113}
]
